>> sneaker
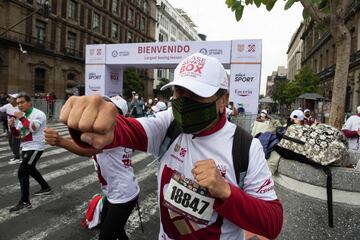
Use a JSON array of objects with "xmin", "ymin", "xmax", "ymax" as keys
[
  {"xmin": 8, "ymin": 159, "xmax": 22, "ymax": 164},
  {"xmin": 9, "ymin": 201, "xmax": 32, "ymax": 212},
  {"xmin": 34, "ymin": 188, "xmax": 52, "ymax": 196}
]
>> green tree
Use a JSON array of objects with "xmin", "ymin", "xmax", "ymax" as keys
[
  {"xmin": 272, "ymin": 79, "xmax": 300, "ymax": 108},
  {"xmin": 123, "ymin": 69, "xmax": 144, "ymax": 99},
  {"xmin": 293, "ymin": 65, "xmax": 322, "ymax": 94},
  {"xmin": 156, "ymin": 78, "xmax": 172, "ymax": 99},
  {"xmin": 227, "ymin": 0, "xmax": 353, "ymax": 129}
]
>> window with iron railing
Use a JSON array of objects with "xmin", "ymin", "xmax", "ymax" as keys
[
  {"xmin": 127, "ymin": 31, "xmax": 133, "ymax": 43},
  {"xmin": 140, "ymin": 17, "xmax": 146, "ymax": 33},
  {"xmin": 128, "ymin": 8, "xmax": 134, "ymax": 24},
  {"xmin": 112, "ymin": 0, "xmax": 119, "ymax": 13}
]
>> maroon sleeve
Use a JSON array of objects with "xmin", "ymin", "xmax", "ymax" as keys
[
  {"xmin": 68, "ymin": 115, "xmax": 148, "ymax": 152},
  {"xmin": 214, "ymin": 184, "xmax": 283, "ymax": 239},
  {"xmin": 342, "ymin": 129, "xmax": 358, "ymax": 138},
  {"xmin": 10, "ymin": 127, "xmax": 20, "ymax": 137},
  {"xmin": 20, "ymin": 118, "xmax": 30, "ymax": 129}
]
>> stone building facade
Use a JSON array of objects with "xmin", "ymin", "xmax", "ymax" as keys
[
  {"xmin": 301, "ymin": 1, "xmax": 360, "ymax": 112},
  {"xmin": 0, "ymin": 0, "xmax": 156, "ymax": 99}
]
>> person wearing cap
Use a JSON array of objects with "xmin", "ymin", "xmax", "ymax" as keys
[
  {"xmin": 44, "ymin": 95, "xmax": 139, "ymax": 240},
  {"xmin": 59, "ymin": 53, "xmax": 283, "ymax": 239},
  {"xmin": 303, "ymin": 109, "xmax": 316, "ymax": 126},
  {"xmin": 256, "ymin": 109, "xmax": 270, "ymax": 122},
  {"xmin": 150, "ymin": 101, "xmax": 167, "ymax": 114},
  {"xmin": 288, "ymin": 109, "xmax": 305, "ymax": 126},
  {"xmin": 0, "ymin": 93, "xmax": 21, "ymax": 164},
  {"xmin": 342, "ymin": 105, "xmax": 360, "ymax": 151}
]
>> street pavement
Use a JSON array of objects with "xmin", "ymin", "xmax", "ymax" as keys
[{"xmin": 0, "ymin": 122, "xmax": 160, "ymax": 240}]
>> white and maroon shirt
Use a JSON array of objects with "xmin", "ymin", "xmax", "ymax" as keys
[
  {"xmin": 0, "ymin": 103, "xmax": 19, "ymax": 130},
  {"xmin": 15, "ymin": 107, "xmax": 46, "ymax": 151},
  {"xmin": 342, "ymin": 114, "xmax": 360, "ymax": 151},
  {"xmin": 70, "ymin": 109, "xmax": 283, "ymax": 240},
  {"xmin": 93, "ymin": 147, "xmax": 139, "ymax": 204}
]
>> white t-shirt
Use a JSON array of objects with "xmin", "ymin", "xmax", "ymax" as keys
[
  {"xmin": 95, "ymin": 147, "xmax": 139, "ymax": 204},
  {"xmin": 137, "ymin": 110, "xmax": 277, "ymax": 240},
  {"xmin": 0, "ymin": 103, "xmax": 20, "ymax": 130},
  {"xmin": 16, "ymin": 107, "xmax": 46, "ymax": 151},
  {"xmin": 342, "ymin": 115, "xmax": 360, "ymax": 150}
]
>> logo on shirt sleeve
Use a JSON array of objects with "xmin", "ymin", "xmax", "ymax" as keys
[{"xmin": 256, "ymin": 179, "xmax": 274, "ymax": 194}]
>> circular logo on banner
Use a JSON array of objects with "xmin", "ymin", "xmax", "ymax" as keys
[
  {"xmin": 112, "ymin": 50, "xmax": 118, "ymax": 57},
  {"xmin": 199, "ymin": 48, "xmax": 207, "ymax": 55}
]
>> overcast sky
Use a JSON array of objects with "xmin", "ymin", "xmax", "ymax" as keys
[{"xmin": 168, "ymin": 0, "xmax": 304, "ymax": 95}]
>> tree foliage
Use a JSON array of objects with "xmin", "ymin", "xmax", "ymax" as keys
[
  {"xmin": 226, "ymin": 0, "xmax": 353, "ymax": 128},
  {"xmin": 156, "ymin": 78, "xmax": 172, "ymax": 99},
  {"xmin": 272, "ymin": 65, "xmax": 322, "ymax": 107},
  {"xmin": 123, "ymin": 69, "xmax": 144, "ymax": 99}
]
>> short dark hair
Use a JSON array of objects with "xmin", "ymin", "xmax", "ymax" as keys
[
  {"xmin": 17, "ymin": 93, "xmax": 32, "ymax": 102},
  {"xmin": 215, "ymin": 89, "xmax": 228, "ymax": 97}
]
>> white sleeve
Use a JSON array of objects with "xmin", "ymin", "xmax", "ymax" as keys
[
  {"xmin": 243, "ymin": 138, "xmax": 277, "ymax": 201},
  {"xmin": 0, "ymin": 104, "xmax": 8, "ymax": 113},
  {"xmin": 137, "ymin": 109, "xmax": 173, "ymax": 156},
  {"xmin": 342, "ymin": 116, "xmax": 353, "ymax": 130},
  {"xmin": 29, "ymin": 111, "xmax": 46, "ymax": 133}
]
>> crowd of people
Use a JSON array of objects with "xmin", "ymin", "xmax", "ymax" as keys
[{"xmin": 0, "ymin": 52, "xmax": 359, "ymax": 239}]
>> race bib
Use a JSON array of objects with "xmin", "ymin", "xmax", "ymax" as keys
[{"xmin": 163, "ymin": 171, "xmax": 215, "ymax": 225}]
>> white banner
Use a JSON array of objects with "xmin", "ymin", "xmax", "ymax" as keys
[
  {"xmin": 86, "ymin": 44, "xmax": 106, "ymax": 64},
  {"xmin": 105, "ymin": 41, "xmax": 231, "ymax": 66},
  {"xmin": 229, "ymin": 64, "xmax": 261, "ymax": 114},
  {"xmin": 85, "ymin": 65, "xmax": 106, "ymax": 96},
  {"xmin": 231, "ymin": 39, "xmax": 262, "ymax": 64},
  {"xmin": 105, "ymin": 68, "xmax": 123, "ymax": 96}
]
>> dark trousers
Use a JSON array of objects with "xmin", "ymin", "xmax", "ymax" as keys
[
  {"xmin": 8, "ymin": 134, "xmax": 20, "ymax": 159},
  {"xmin": 99, "ymin": 196, "xmax": 138, "ymax": 240},
  {"xmin": 18, "ymin": 150, "xmax": 50, "ymax": 202}
]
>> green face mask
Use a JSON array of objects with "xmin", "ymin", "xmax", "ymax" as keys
[{"xmin": 171, "ymin": 96, "xmax": 219, "ymax": 134}]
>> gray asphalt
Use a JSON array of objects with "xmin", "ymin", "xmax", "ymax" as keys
[{"xmin": 0, "ymin": 123, "xmax": 160, "ymax": 240}]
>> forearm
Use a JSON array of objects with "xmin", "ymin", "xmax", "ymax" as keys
[
  {"xmin": 342, "ymin": 129, "xmax": 358, "ymax": 138},
  {"xmin": 57, "ymin": 138, "xmax": 101, "ymax": 156},
  {"xmin": 215, "ymin": 184, "xmax": 283, "ymax": 239}
]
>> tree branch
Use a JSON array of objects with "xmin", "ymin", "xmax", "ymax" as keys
[
  {"xmin": 299, "ymin": 0, "xmax": 330, "ymax": 25},
  {"xmin": 338, "ymin": 0, "xmax": 353, "ymax": 18}
]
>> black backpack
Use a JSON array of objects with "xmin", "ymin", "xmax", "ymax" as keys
[{"xmin": 159, "ymin": 120, "xmax": 253, "ymax": 188}]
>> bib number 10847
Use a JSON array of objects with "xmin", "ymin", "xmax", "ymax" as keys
[{"xmin": 170, "ymin": 185, "xmax": 209, "ymax": 214}]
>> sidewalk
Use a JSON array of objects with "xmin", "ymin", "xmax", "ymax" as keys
[{"xmin": 245, "ymin": 231, "xmax": 268, "ymax": 240}]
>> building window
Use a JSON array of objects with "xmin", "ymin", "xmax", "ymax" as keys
[
  {"xmin": 34, "ymin": 68, "xmax": 46, "ymax": 93},
  {"xmin": 127, "ymin": 31, "xmax": 133, "ymax": 43},
  {"xmin": 67, "ymin": 31, "xmax": 76, "ymax": 50},
  {"xmin": 159, "ymin": 31, "xmax": 168, "ymax": 42},
  {"xmin": 92, "ymin": 12, "xmax": 101, "ymax": 32},
  {"xmin": 140, "ymin": 17, "xmax": 146, "ymax": 33},
  {"xmin": 143, "ymin": 0, "xmax": 148, "ymax": 14},
  {"xmin": 128, "ymin": 8, "xmax": 134, "ymax": 24},
  {"xmin": 35, "ymin": 20, "xmax": 46, "ymax": 46},
  {"xmin": 68, "ymin": 0, "xmax": 77, "ymax": 19},
  {"xmin": 111, "ymin": 23, "xmax": 118, "ymax": 39},
  {"xmin": 112, "ymin": 0, "xmax": 119, "ymax": 13}
]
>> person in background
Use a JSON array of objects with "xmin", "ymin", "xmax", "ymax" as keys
[
  {"xmin": 1, "ymin": 92, "xmax": 9, "ymax": 135},
  {"xmin": 0, "ymin": 93, "xmax": 21, "ymax": 164},
  {"xmin": 45, "ymin": 95, "xmax": 139, "ymax": 240},
  {"xmin": 342, "ymin": 106, "xmax": 360, "ymax": 152},
  {"xmin": 256, "ymin": 109, "xmax": 271, "ymax": 122},
  {"xmin": 130, "ymin": 92, "xmax": 144, "ymax": 118},
  {"xmin": 9, "ymin": 93, "xmax": 52, "ymax": 212},
  {"xmin": 148, "ymin": 101, "xmax": 167, "ymax": 117},
  {"xmin": 288, "ymin": 109, "xmax": 305, "ymax": 126},
  {"xmin": 226, "ymin": 102, "xmax": 238, "ymax": 122},
  {"xmin": 303, "ymin": 109, "xmax": 316, "ymax": 126},
  {"xmin": 237, "ymin": 103, "xmax": 245, "ymax": 115}
]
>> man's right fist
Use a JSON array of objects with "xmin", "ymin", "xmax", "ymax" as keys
[{"xmin": 59, "ymin": 95, "xmax": 117, "ymax": 149}]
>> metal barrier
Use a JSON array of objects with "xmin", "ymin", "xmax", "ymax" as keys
[
  {"xmin": 32, "ymin": 99, "xmax": 65, "ymax": 121},
  {"xmin": 232, "ymin": 114, "xmax": 257, "ymax": 133}
]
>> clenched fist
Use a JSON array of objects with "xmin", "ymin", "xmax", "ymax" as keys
[
  {"xmin": 60, "ymin": 95, "xmax": 117, "ymax": 149},
  {"xmin": 192, "ymin": 159, "xmax": 231, "ymax": 200}
]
